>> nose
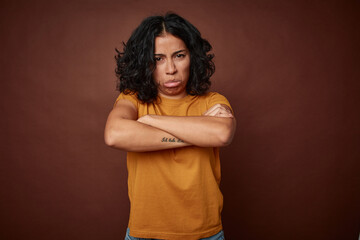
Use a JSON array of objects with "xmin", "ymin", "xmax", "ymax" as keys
[{"xmin": 166, "ymin": 59, "xmax": 177, "ymax": 75}]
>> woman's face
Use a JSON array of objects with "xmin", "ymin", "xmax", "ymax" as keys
[{"xmin": 152, "ymin": 33, "xmax": 190, "ymax": 99}]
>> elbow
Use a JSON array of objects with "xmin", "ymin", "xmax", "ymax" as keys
[
  {"xmin": 217, "ymin": 118, "xmax": 236, "ymax": 147},
  {"xmin": 104, "ymin": 126, "xmax": 124, "ymax": 148},
  {"xmin": 218, "ymin": 131, "xmax": 233, "ymax": 147},
  {"xmin": 104, "ymin": 126, "xmax": 133, "ymax": 151},
  {"xmin": 104, "ymin": 128, "xmax": 116, "ymax": 147}
]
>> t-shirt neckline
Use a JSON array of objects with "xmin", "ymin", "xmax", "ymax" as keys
[{"xmin": 157, "ymin": 94, "xmax": 195, "ymax": 105}]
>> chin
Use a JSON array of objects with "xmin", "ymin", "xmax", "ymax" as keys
[{"xmin": 161, "ymin": 89, "xmax": 187, "ymax": 98}]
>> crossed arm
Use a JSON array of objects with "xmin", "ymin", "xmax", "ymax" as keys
[{"xmin": 104, "ymin": 99, "xmax": 236, "ymax": 152}]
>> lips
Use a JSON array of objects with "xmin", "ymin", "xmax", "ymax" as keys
[{"xmin": 164, "ymin": 80, "xmax": 181, "ymax": 88}]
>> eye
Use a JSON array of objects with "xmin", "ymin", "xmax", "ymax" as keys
[
  {"xmin": 176, "ymin": 53, "xmax": 185, "ymax": 58},
  {"xmin": 154, "ymin": 57, "xmax": 162, "ymax": 61}
]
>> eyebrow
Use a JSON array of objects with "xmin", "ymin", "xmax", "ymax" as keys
[{"xmin": 154, "ymin": 49, "xmax": 187, "ymax": 56}]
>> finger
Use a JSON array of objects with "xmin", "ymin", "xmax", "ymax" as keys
[
  {"xmin": 203, "ymin": 104, "xmax": 222, "ymax": 115},
  {"xmin": 215, "ymin": 111, "xmax": 234, "ymax": 118},
  {"xmin": 203, "ymin": 105, "xmax": 218, "ymax": 115},
  {"xmin": 205, "ymin": 107, "xmax": 223, "ymax": 116},
  {"xmin": 214, "ymin": 107, "xmax": 234, "ymax": 117},
  {"xmin": 213, "ymin": 107, "xmax": 232, "ymax": 115},
  {"xmin": 207, "ymin": 107, "xmax": 234, "ymax": 118}
]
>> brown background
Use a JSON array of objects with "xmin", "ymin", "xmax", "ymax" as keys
[{"xmin": 1, "ymin": 0, "xmax": 359, "ymax": 239}]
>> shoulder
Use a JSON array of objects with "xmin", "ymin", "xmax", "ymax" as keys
[
  {"xmin": 197, "ymin": 91, "xmax": 226, "ymax": 98},
  {"xmin": 114, "ymin": 92, "xmax": 141, "ymax": 109},
  {"xmin": 203, "ymin": 92, "xmax": 233, "ymax": 111},
  {"xmin": 201, "ymin": 91, "xmax": 230, "ymax": 103}
]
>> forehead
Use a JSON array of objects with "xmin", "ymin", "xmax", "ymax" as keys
[{"xmin": 154, "ymin": 33, "xmax": 188, "ymax": 53}]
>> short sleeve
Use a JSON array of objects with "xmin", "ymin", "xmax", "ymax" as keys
[
  {"xmin": 114, "ymin": 92, "xmax": 139, "ymax": 109},
  {"xmin": 207, "ymin": 92, "xmax": 234, "ymax": 113}
]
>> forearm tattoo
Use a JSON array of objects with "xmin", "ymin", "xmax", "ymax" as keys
[{"xmin": 161, "ymin": 137, "xmax": 184, "ymax": 143}]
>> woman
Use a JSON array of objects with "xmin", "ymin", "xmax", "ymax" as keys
[{"xmin": 105, "ymin": 13, "xmax": 236, "ymax": 240}]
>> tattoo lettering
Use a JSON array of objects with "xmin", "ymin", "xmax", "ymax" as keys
[{"xmin": 161, "ymin": 137, "xmax": 184, "ymax": 143}]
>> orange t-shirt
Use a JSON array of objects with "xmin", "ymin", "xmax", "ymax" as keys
[{"xmin": 114, "ymin": 92, "xmax": 232, "ymax": 240}]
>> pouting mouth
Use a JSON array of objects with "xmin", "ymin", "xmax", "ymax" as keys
[
  {"xmin": 163, "ymin": 80, "xmax": 181, "ymax": 88},
  {"xmin": 165, "ymin": 79, "xmax": 179, "ymax": 83}
]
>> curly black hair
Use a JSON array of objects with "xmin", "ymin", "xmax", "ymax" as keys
[{"xmin": 115, "ymin": 13, "xmax": 215, "ymax": 103}]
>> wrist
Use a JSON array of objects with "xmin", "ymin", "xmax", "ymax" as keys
[{"xmin": 137, "ymin": 114, "xmax": 155, "ymax": 125}]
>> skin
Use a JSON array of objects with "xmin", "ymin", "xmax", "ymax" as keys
[{"xmin": 104, "ymin": 33, "xmax": 236, "ymax": 152}]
